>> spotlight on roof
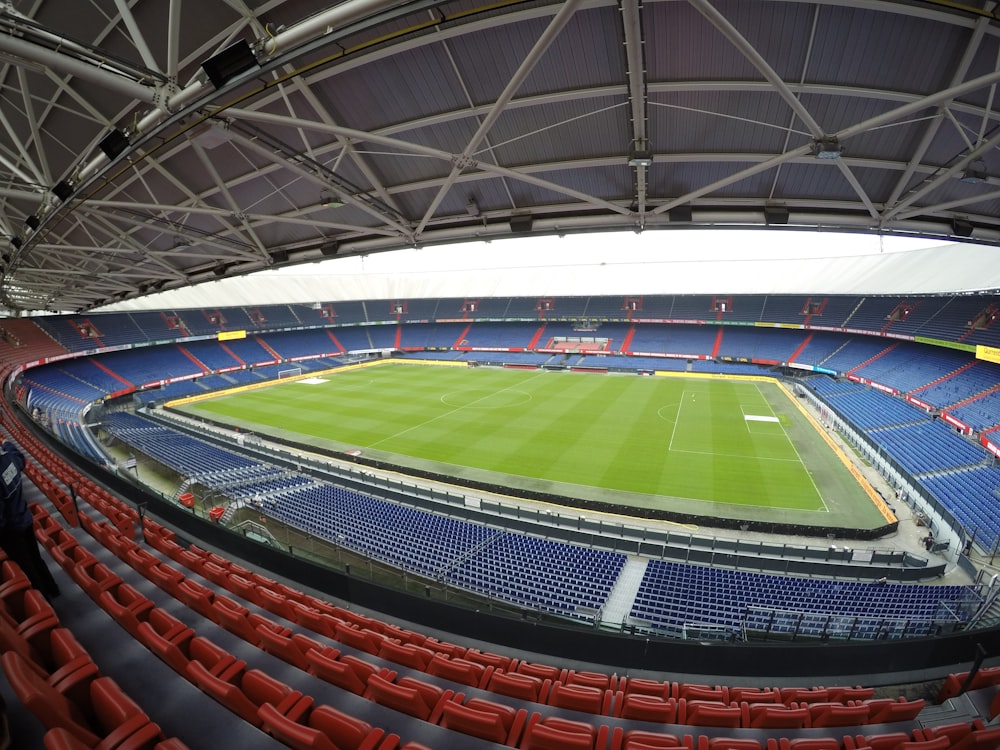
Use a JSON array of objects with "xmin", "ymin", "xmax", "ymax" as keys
[
  {"xmin": 98, "ymin": 128, "xmax": 130, "ymax": 161},
  {"xmin": 812, "ymin": 137, "xmax": 842, "ymax": 160},
  {"xmin": 319, "ymin": 190, "xmax": 343, "ymax": 209},
  {"xmin": 52, "ymin": 180, "xmax": 74, "ymax": 202},
  {"xmin": 201, "ymin": 40, "xmax": 260, "ymax": 89},
  {"xmin": 959, "ymin": 162, "xmax": 987, "ymax": 184},
  {"xmin": 627, "ymin": 140, "xmax": 654, "ymax": 168},
  {"xmin": 465, "ymin": 196, "xmax": 480, "ymax": 217},
  {"xmin": 320, "ymin": 241, "xmax": 340, "ymax": 257}
]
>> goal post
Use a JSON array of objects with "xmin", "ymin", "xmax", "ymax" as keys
[{"xmin": 278, "ymin": 366, "xmax": 303, "ymax": 380}]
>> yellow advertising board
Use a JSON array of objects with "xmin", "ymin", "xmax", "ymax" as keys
[
  {"xmin": 217, "ymin": 330, "xmax": 247, "ymax": 341},
  {"xmin": 976, "ymin": 345, "xmax": 1000, "ymax": 365}
]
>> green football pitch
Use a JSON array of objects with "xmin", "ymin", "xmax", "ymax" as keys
[{"xmin": 176, "ymin": 362, "xmax": 889, "ymax": 530}]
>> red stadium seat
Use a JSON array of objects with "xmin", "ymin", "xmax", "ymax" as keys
[
  {"xmin": 518, "ymin": 661, "xmax": 567, "ymax": 683},
  {"xmin": 439, "ymin": 696, "xmax": 528, "ymax": 745},
  {"xmin": 135, "ymin": 608, "xmax": 195, "ymax": 675},
  {"xmin": 611, "ymin": 728, "xmax": 687, "ymax": 750},
  {"xmin": 743, "ymin": 703, "xmax": 809, "ymax": 729},
  {"xmin": 808, "ymin": 702, "xmax": 870, "ymax": 727},
  {"xmin": 257, "ymin": 701, "xmax": 393, "ymax": 750},
  {"xmin": 2, "ymin": 651, "xmax": 160, "ymax": 748},
  {"xmin": 426, "ymin": 654, "xmax": 490, "ymax": 688},
  {"xmin": 683, "ymin": 701, "xmax": 742, "ymax": 728},
  {"xmin": 519, "ymin": 714, "xmax": 608, "ymax": 750},
  {"xmin": 187, "ymin": 637, "xmax": 244, "ymax": 682},
  {"xmin": 615, "ymin": 694, "xmax": 681, "ymax": 723},
  {"xmin": 622, "ymin": 677, "xmax": 671, "ymax": 700},
  {"xmin": 255, "ymin": 625, "xmax": 311, "ymax": 671},
  {"xmin": 97, "ymin": 584, "xmax": 155, "ymax": 640},
  {"xmin": 365, "ymin": 673, "xmax": 454, "ymax": 722},
  {"xmin": 547, "ymin": 682, "xmax": 613, "ymax": 715},
  {"xmin": 463, "ymin": 648, "xmax": 514, "ymax": 671},
  {"xmin": 567, "ymin": 670, "xmax": 615, "ymax": 691},
  {"xmin": 186, "ymin": 662, "xmax": 310, "ymax": 728},
  {"xmin": 175, "ymin": 579, "xmax": 214, "ymax": 619},
  {"xmin": 304, "ymin": 649, "xmax": 391, "ymax": 695},
  {"xmin": 377, "ymin": 639, "xmax": 434, "ymax": 670},
  {"xmin": 488, "ymin": 670, "xmax": 551, "ymax": 702},
  {"xmin": 333, "ymin": 622, "xmax": 388, "ymax": 655}
]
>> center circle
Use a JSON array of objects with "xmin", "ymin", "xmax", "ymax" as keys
[{"xmin": 441, "ymin": 389, "xmax": 532, "ymax": 409}]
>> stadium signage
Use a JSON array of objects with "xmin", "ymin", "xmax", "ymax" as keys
[
  {"xmin": 906, "ymin": 395, "xmax": 932, "ymax": 412},
  {"xmin": 217, "ymin": 329, "xmax": 247, "ymax": 341},
  {"xmin": 976, "ymin": 344, "xmax": 1000, "ymax": 365},
  {"xmin": 941, "ymin": 412, "xmax": 972, "ymax": 434},
  {"xmin": 982, "ymin": 437, "xmax": 1000, "ymax": 459}
]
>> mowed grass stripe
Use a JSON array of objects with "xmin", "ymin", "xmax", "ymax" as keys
[{"xmin": 186, "ymin": 364, "xmax": 829, "ymax": 511}]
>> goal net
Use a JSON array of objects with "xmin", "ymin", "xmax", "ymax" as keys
[{"xmin": 278, "ymin": 366, "xmax": 303, "ymax": 380}]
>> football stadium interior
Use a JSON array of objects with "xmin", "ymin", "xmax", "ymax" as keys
[{"xmin": 5, "ymin": 1, "xmax": 1000, "ymax": 749}]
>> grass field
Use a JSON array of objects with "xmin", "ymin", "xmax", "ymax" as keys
[{"xmin": 177, "ymin": 362, "xmax": 888, "ymax": 530}]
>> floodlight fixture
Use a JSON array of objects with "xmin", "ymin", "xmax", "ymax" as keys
[
  {"xmin": 465, "ymin": 196, "xmax": 480, "ymax": 217},
  {"xmin": 201, "ymin": 40, "xmax": 260, "ymax": 89},
  {"xmin": 319, "ymin": 190, "xmax": 344, "ymax": 209},
  {"xmin": 98, "ymin": 128, "xmax": 130, "ymax": 161},
  {"xmin": 320, "ymin": 241, "xmax": 340, "ymax": 257},
  {"xmin": 959, "ymin": 160, "xmax": 987, "ymax": 184},
  {"xmin": 812, "ymin": 136, "xmax": 842, "ymax": 160},
  {"xmin": 627, "ymin": 140, "xmax": 654, "ymax": 168},
  {"xmin": 52, "ymin": 180, "xmax": 74, "ymax": 202}
]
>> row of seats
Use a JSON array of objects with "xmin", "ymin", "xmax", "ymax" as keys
[
  {"xmin": 49, "ymin": 502, "xmax": 959, "ymax": 750},
  {"xmin": 0, "ymin": 529, "xmax": 188, "ymax": 750}
]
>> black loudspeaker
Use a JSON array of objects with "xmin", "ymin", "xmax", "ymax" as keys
[
  {"xmin": 669, "ymin": 206, "xmax": 693, "ymax": 223},
  {"xmin": 764, "ymin": 206, "xmax": 789, "ymax": 225},
  {"xmin": 52, "ymin": 181, "xmax": 74, "ymax": 202},
  {"xmin": 201, "ymin": 40, "xmax": 260, "ymax": 89},
  {"xmin": 509, "ymin": 215, "xmax": 533, "ymax": 233},
  {"xmin": 25, "ymin": 215, "xmax": 40, "ymax": 231},
  {"xmin": 10, "ymin": 237, "xmax": 22, "ymax": 250},
  {"xmin": 320, "ymin": 241, "xmax": 340, "ymax": 257},
  {"xmin": 99, "ymin": 129, "xmax": 130, "ymax": 161},
  {"xmin": 952, "ymin": 219, "xmax": 974, "ymax": 238}
]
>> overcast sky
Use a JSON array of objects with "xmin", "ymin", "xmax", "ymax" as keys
[{"xmin": 105, "ymin": 228, "xmax": 1000, "ymax": 311}]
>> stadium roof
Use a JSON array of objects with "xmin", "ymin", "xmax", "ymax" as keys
[{"xmin": 3, "ymin": 0, "xmax": 1000, "ymax": 312}]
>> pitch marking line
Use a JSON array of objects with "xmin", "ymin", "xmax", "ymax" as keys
[
  {"xmin": 667, "ymin": 390, "xmax": 691, "ymax": 452},
  {"xmin": 365, "ymin": 372, "xmax": 547, "ymax": 450},
  {"xmin": 753, "ymin": 383, "xmax": 829, "ymax": 512},
  {"xmin": 669, "ymin": 448, "xmax": 802, "ymax": 463}
]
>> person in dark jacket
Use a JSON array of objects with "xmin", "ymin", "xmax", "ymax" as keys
[{"xmin": 0, "ymin": 441, "xmax": 60, "ymax": 599}]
